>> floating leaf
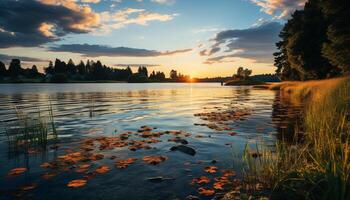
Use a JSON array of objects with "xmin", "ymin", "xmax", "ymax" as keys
[
  {"xmin": 213, "ymin": 182, "xmax": 224, "ymax": 190},
  {"xmin": 142, "ymin": 156, "xmax": 168, "ymax": 165},
  {"xmin": 95, "ymin": 165, "xmax": 109, "ymax": 174},
  {"xmin": 192, "ymin": 176, "xmax": 210, "ymax": 185},
  {"xmin": 138, "ymin": 126, "xmax": 153, "ymax": 132},
  {"xmin": 67, "ymin": 179, "xmax": 87, "ymax": 188},
  {"xmin": 41, "ymin": 172, "xmax": 57, "ymax": 180},
  {"xmin": 222, "ymin": 170, "xmax": 236, "ymax": 177},
  {"xmin": 204, "ymin": 166, "xmax": 218, "ymax": 174},
  {"xmin": 7, "ymin": 167, "xmax": 27, "ymax": 177},
  {"xmin": 40, "ymin": 162, "xmax": 52, "ymax": 169},
  {"xmin": 214, "ymin": 176, "xmax": 230, "ymax": 184},
  {"xmin": 20, "ymin": 183, "xmax": 37, "ymax": 191},
  {"xmin": 89, "ymin": 153, "xmax": 104, "ymax": 161},
  {"xmin": 115, "ymin": 158, "xmax": 137, "ymax": 169},
  {"xmin": 198, "ymin": 187, "xmax": 215, "ymax": 196},
  {"xmin": 75, "ymin": 164, "xmax": 90, "ymax": 173}
]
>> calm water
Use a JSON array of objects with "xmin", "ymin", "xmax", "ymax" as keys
[{"xmin": 0, "ymin": 83, "xmax": 299, "ymax": 200}]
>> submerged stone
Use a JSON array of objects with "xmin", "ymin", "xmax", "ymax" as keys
[
  {"xmin": 170, "ymin": 145, "xmax": 196, "ymax": 156},
  {"xmin": 185, "ymin": 195, "xmax": 200, "ymax": 200},
  {"xmin": 146, "ymin": 176, "xmax": 174, "ymax": 182}
]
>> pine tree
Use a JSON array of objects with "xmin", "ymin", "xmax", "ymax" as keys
[
  {"xmin": 0, "ymin": 61, "xmax": 6, "ymax": 77},
  {"xmin": 321, "ymin": 0, "xmax": 350, "ymax": 73}
]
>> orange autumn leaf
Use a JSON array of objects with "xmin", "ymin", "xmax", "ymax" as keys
[
  {"xmin": 214, "ymin": 176, "xmax": 230, "ymax": 184},
  {"xmin": 41, "ymin": 172, "xmax": 57, "ymax": 180},
  {"xmin": 95, "ymin": 165, "xmax": 110, "ymax": 174},
  {"xmin": 7, "ymin": 167, "xmax": 27, "ymax": 177},
  {"xmin": 204, "ymin": 166, "xmax": 218, "ymax": 173},
  {"xmin": 75, "ymin": 164, "xmax": 90, "ymax": 173},
  {"xmin": 40, "ymin": 162, "xmax": 52, "ymax": 169},
  {"xmin": 198, "ymin": 187, "xmax": 215, "ymax": 196},
  {"xmin": 67, "ymin": 179, "xmax": 87, "ymax": 188},
  {"xmin": 222, "ymin": 170, "xmax": 236, "ymax": 177},
  {"xmin": 192, "ymin": 176, "xmax": 210, "ymax": 185},
  {"xmin": 213, "ymin": 182, "xmax": 224, "ymax": 190},
  {"xmin": 58, "ymin": 152, "xmax": 84, "ymax": 164},
  {"xmin": 142, "ymin": 156, "xmax": 168, "ymax": 165},
  {"xmin": 20, "ymin": 183, "xmax": 37, "ymax": 191},
  {"xmin": 115, "ymin": 158, "xmax": 137, "ymax": 169},
  {"xmin": 89, "ymin": 153, "xmax": 104, "ymax": 161}
]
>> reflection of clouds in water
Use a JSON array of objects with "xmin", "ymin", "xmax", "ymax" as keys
[{"xmin": 0, "ymin": 84, "xmax": 289, "ymax": 200}]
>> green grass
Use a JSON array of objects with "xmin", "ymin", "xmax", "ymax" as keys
[
  {"xmin": 5, "ymin": 101, "xmax": 58, "ymax": 148},
  {"xmin": 243, "ymin": 77, "xmax": 350, "ymax": 200}
]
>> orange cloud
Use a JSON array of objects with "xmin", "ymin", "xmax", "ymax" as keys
[{"xmin": 251, "ymin": 0, "xmax": 306, "ymax": 19}]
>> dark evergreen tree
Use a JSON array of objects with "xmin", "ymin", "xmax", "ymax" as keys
[
  {"xmin": 8, "ymin": 59, "xmax": 23, "ymax": 78},
  {"xmin": 0, "ymin": 61, "xmax": 6, "ymax": 77},
  {"xmin": 125, "ymin": 66, "xmax": 132, "ymax": 77},
  {"xmin": 77, "ymin": 61, "xmax": 86, "ymax": 76},
  {"xmin": 321, "ymin": 0, "xmax": 350, "ymax": 73},
  {"xmin": 149, "ymin": 71, "xmax": 166, "ymax": 81},
  {"xmin": 67, "ymin": 59, "xmax": 77, "ymax": 75},
  {"xmin": 274, "ymin": 0, "xmax": 340, "ymax": 80},
  {"xmin": 26, "ymin": 65, "xmax": 40, "ymax": 78},
  {"xmin": 138, "ymin": 66, "xmax": 148, "ymax": 77},
  {"xmin": 149, "ymin": 71, "xmax": 156, "ymax": 79},
  {"xmin": 45, "ymin": 61, "xmax": 54, "ymax": 75},
  {"xmin": 54, "ymin": 59, "xmax": 68, "ymax": 74},
  {"xmin": 170, "ymin": 70, "xmax": 178, "ymax": 80}
]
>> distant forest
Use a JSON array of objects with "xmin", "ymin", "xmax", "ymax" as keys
[
  {"xmin": 0, "ymin": 58, "xmax": 278, "ymax": 83},
  {"xmin": 0, "ymin": 58, "xmax": 192, "ymax": 83},
  {"xmin": 274, "ymin": 0, "xmax": 350, "ymax": 80}
]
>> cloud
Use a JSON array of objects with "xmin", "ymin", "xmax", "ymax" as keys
[
  {"xmin": 151, "ymin": 0, "xmax": 176, "ymax": 5},
  {"xmin": 201, "ymin": 22, "xmax": 283, "ymax": 64},
  {"xmin": 0, "ymin": 54, "xmax": 48, "ymax": 63},
  {"xmin": 80, "ymin": 0, "xmax": 100, "ymax": 3},
  {"xmin": 251, "ymin": 0, "xmax": 306, "ymax": 19},
  {"xmin": 49, "ymin": 43, "xmax": 192, "ymax": 57},
  {"xmin": 0, "ymin": 0, "xmax": 177, "ymax": 47},
  {"xmin": 0, "ymin": 0, "xmax": 100, "ymax": 48},
  {"xmin": 98, "ymin": 8, "xmax": 176, "ymax": 34}
]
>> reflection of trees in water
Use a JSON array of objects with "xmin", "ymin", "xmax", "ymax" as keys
[
  {"xmin": 229, "ymin": 87, "xmax": 251, "ymax": 108},
  {"xmin": 272, "ymin": 91, "xmax": 304, "ymax": 143},
  {"xmin": 8, "ymin": 141, "xmax": 58, "ymax": 164}
]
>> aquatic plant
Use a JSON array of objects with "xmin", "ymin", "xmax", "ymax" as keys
[
  {"xmin": 243, "ymin": 77, "xmax": 350, "ymax": 199},
  {"xmin": 5, "ymin": 101, "xmax": 58, "ymax": 148}
]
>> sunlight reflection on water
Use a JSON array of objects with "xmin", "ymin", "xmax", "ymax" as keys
[{"xmin": 0, "ymin": 83, "xmax": 300, "ymax": 200}]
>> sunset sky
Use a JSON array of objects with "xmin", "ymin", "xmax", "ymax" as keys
[{"xmin": 0, "ymin": 0, "xmax": 305, "ymax": 78}]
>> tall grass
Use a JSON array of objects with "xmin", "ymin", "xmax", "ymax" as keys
[
  {"xmin": 244, "ymin": 77, "xmax": 350, "ymax": 199},
  {"xmin": 6, "ymin": 101, "xmax": 58, "ymax": 148}
]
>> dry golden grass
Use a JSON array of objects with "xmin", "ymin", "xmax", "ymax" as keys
[
  {"xmin": 269, "ymin": 77, "xmax": 345, "ymax": 98},
  {"xmin": 245, "ymin": 76, "xmax": 350, "ymax": 200}
]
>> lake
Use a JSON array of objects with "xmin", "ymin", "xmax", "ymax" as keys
[{"xmin": 0, "ymin": 83, "xmax": 300, "ymax": 200}]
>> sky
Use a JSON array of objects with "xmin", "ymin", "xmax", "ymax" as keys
[{"xmin": 0, "ymin": 0, "xmax": 306, "ymax": 78}]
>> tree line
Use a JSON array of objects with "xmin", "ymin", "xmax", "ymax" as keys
[
  {"xmin": 0, "ymin": 58, "xmax": 191, "ymax": 83},
  {"xmin": 274, "ymin": 0, "xmax": 349, "ymax": 80}
]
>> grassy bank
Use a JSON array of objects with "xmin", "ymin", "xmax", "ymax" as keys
[{"xmin": 244, "ymin": 77, "xmax": 350, "ymax": 199}]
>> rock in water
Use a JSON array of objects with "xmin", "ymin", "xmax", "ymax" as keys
[
  {"xmin": 146, "ymin": 176, "xmax": 174, "ymax": 183},
  {"xmin": 170, "ymin": 145, "xmax": 196, "ymax": 156},
  {"xmin": 185, "ymin": 195, "xmax": 200, "ymax": 200}
]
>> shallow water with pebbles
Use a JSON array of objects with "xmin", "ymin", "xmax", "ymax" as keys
[{"xmin": 0, "ymin": 83, "xmax": 301, "ymax": 200}]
